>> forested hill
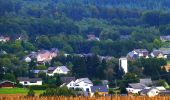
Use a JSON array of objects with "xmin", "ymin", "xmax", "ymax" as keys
[
  {"xmin": 57, "ymin": 0, "xmax": 170, "ymax": 10},
  {"xmin": 1, "ymin": 0, "xmax": 170, "ymax": 56}
]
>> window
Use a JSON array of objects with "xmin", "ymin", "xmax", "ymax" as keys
[
  {"xmin": 24, "ymin": 81, "xmax": 27, "ymax": 84},
  {"xmin": 86, "ymin": 88, "xmax": 89, "ymax": 92}
]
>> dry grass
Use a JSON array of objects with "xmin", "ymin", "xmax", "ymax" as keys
[{"xmin": 0, "ymin": 95, "xmax": 170, "ymax": 100}]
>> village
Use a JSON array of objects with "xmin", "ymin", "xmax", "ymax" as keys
[{"xmin": 1, "ymin": 34, "xmax": 170, "ymax": 97}]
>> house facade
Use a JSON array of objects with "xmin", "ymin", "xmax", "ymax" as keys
[
  {"xmin": 0, "ymin": 36, "xmax": 10, "ymax": 42},
  {"xmin": 65, "ymin": 78, "xmax": 93, "ymax": 92},
  {"xmin": 0, "ymin": 81, "xmax": 15, "ymax": 88},
  {"xmin": 127, "ymin": 49, "xmax": 149, "ymax": 60},
  {"xmin": 47, "ymin": 66, "xmax": 70, "ymax": 76},
  {"xmin": 17, "ymin": 77, "xmax": 42, "ymax": 86},
  {"xmin": 151, "ymin": 50, "xmax": 166, "ymax": 58},
  {"xmin": 119, "ymin": 57, "xmax": 128, "ymax": 74},
  {"xmin": 89, "ymin": 86, "xmax": 108, "ymax": 96}
]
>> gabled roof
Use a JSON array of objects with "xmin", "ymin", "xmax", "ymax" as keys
[
  {"xmin": 90, "ymin": 86, "xmax": 108, "ymax": 92},
  {"xmin": 61, "ymin": 77, "xmax": 76, "ymax": 84},
  {"xmin": 151, "ymin": 50, "xmax": 163, "ymax": 57},
  {"xmin": 159, "ymin": 90, "xmax": 170, "ymax": 95},
  {"xmin": 134, "ymin": 49, "xmax": 148, "ymax": 53},
  {"xmin": 17, "ymin": 77, "xmax": 42, "ymax": 82},
  {"xmin": 140, "ymin": 78, "xmax": 152, "ymax": 85},
  {"xmin": 58, "ymin": 66, "xmax": 70, "ymax": 72},
  {"xmin": 75, "ymin": 78, "xmax": 93, "ymax": 85},
  {"xmin": 48, "ymin": 67, "xmax": 57, "ymax": 71},
  {"xmin": 0, "ymin": 80, "xmax": 14, "ymax": 85},
  {"xmin": 140, "ymin": 87, "xmax": 159, "ymax": 94},
  {"xmin": 129, "ymin": 83, "xmax": 147, "ymax": 89},
  {"xmin": 32, "ymin": 70, "xmax": 47, "ymax": 74}
]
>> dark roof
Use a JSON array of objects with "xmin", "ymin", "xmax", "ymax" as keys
[
  {"xmin": 140, "ymin": 78, "xmax": 152, "ymax": 85},
  {"xmin": 160, "ymin": 90, "xmax": 170, "ymax": 95},
  {"xmin": 140, "ymin": 89, "xmax": 150, "ymax": 94},
  {"xmin": 0, "ymin": 80, "xmax": 14, "ymax": 85},
  {"xmin": 17, "ymin": 77, "xmax": 42, "ymax": 82},
  {"xmin": 31, "ymin": 70, "xmax": 47, "ymax": 74},
  {"xmin": 129, "ymin": 83, "xmax": 147, "ymax": 89},
  {"xmin": 90, "ymin": 86, "xmax": 108, "ymax": 93},
  {"xmin": 48, "ymin": 67, "xmax": 57, "ymax": 71},
  {"xmin": 61, "ymin": 77, "xmax": 76, "ymax": 84}
]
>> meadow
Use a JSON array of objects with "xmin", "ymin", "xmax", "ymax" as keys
[{"xmin": 0, "ymin": 88, "xmax": 44, "ymax": 95}]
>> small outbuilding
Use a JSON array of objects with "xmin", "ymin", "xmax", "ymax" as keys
[{"xmin": 0, "ymin": 80, "xmax": 15, "ymax": 88}]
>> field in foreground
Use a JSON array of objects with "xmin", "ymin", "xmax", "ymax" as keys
[
  {"xmin": 0, "ymin": 96, "xmax": 170, "ymax": 100},
  {"xmin": 0, "ymin": 88, "xmax": 44, "ymax": 95}
]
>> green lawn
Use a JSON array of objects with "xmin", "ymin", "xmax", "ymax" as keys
[
  {"xmin": 0, "ymin": 88, "xmax": 28, "ymax": 94},
  {"xmin": 0, "ymin": 88, "xmax": 44, "ymax": 95}
]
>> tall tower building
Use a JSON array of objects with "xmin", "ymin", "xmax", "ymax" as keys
[{"xmin": 119, "ymin": 57, "xmax": 128, "ymax": 74}]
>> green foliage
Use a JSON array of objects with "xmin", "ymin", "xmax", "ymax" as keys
[
  {"xmin": 41, "ymin": 87, "xmax": 75, "ymax": 96},
  {"xmin": 29, "ymin": 85, "xmax": 47, "ymax": 90},
  {"xmin": 27, "ymin": 89, "xmax": 35, "ymax": 96}
]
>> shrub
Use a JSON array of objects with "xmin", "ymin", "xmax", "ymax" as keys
[
  {"xmin": 27, "ymin": 89, "xmax": 35, "ymax": 96},
  {"xmin": 41, "ymin": 86, "xmax": 75, "ymax": 96},
  {"xmin": 29, "ymin": 85, "xmax": 47, "ymax": 90}
]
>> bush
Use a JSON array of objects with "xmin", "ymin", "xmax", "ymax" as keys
[
  {"xmin": 29, "ymin": 85, "xmax": 47, "ymax": 90},
  {"xmin": 27, "ymin": 89, "xmax": 35, "ymax": 96},
  {"xmin": 41, "ymin": 87, "xmax": 75, "ymax": 96}
]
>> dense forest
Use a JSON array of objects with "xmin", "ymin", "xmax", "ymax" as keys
[
  {"xmin": 1, "ymin": 0, "xmax": 170, "ymax": 93},
  {"xmin": 1, "ymin": 0, "xmax": 170, "ymax": 56}
]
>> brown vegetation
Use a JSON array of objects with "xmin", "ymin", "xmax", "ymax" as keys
[{"xmin": 0, "ymin": 95, "xmax": 170, "ymax": 100}]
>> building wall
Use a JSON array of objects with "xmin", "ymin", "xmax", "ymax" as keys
[
  {"xmin": 19, "ymin": 81, "xmax": 42, "ymax": 85},
  {"xmin": 74, "ymin": 81, "xmax": 93, "ymax": 92},
  {"xmin": 119, "ymin": 58, "xmax": 128, "ymax": 73},
  {"xmin": 0, "ymin": 82, "xmax": 14, "ymax": 88}
]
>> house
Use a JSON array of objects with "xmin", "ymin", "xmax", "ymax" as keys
[
  {"xmin": 140, "ymin": 87, "xmax": 160, "ymax": 97},
  {"xmin": 160, "ymin": 35, "xmax": 170, "ymax": 42},
  {"xmin": 37, "ymin": 49, "xmax": 59, "ymax": 63},
  {"xmin": 160, "ymin": 48, "xmax": 170, "ymax": 59},
  {"xmin": 31, "ymin": 70, "xmax": 48, "ymax": 74},
  {"xmin": 66, "ymin": 78, "xmax": 93, "ymax": 92},
  {"xmin": 24, "ymin": 56, "xmax": 32, "ymax": 63},
  {"xmin": 17, "ymin": 77, "xmax": 42, "ymax": 86},
  {"xmin": 126, "ymin": 83, "xmax": 148, "ymax": 94},
  {"xmin": 37, "ymin": 50, "xmax": 52, "ymax": 62},
  {"xmin": 0, "ymin": 80, "xmax": 15, "ymax": 88},
  {"xmin": 60, "ymin": 77, "xmax": 76, "ymax": 88},
  {"xmin": 151, "ymin": 50, "xmax": 166, "ymax": 58},
  {"xmin": 101, "ymin": 80, "xmax": 109, "ymax": 88},
  {"xmin": 139, "ymin": 78, "xmax": 152, "ymax": 86},
  {"xmin": 119, "ymin": 57, "xmax": 128, "ymax": 74},
  {"xmin": 47, "ymin": 66, "xmax": 70, "ymax": 76},
  {"xmin": 87, "ymin": 34, "xmax": 100, "ymax": 41},
  {"xmin": 159, "ymin": 90, "xmax": 170, "ymax": 96},
  {"xmin": 89, "ymin": 86, "xmax": 108, "ymax": 96},
  {"xmin": 127, "ymin": 49, "xmax": 149, "ymax": 60},
  {"xmin": 0, "ymin": 36, "xmax": 10, "ymax": 42}
]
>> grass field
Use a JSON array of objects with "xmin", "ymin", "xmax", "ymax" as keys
[{"xmin": 0, "ymin": 88, "xmax": 44, "ymax": 95}]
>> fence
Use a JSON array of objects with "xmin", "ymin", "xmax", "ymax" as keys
[{"xmin": 0, "ymin": 95, "xmax": 170, "ymax": 100}]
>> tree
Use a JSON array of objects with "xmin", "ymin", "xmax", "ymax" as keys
[
  {"xmin": 153, "ymin": 39, "xmax": 162, "ymax": 49},
  {"xmin": 27, "ymin": 89, "xmax": 35, "ymax": 96}
]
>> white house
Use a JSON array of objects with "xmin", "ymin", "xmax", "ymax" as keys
[
  {"xmin": 0, "ymin": 36, "xmax": 10, "ymax": 42},
  {"xmin": 47, "ymin": 66, "xmax": 70, "ymax": 76},
  {"xmin": 17, "ymin": 77, "xmax": 42, "ymax": 86},
  {"xmin": 119, "ymin": 57, "xmax": 128, "ymax": 74},
  {"xmin": 140, "ymin": 87, "xmax": 160, "ymax": 97},
  {"xmin": 60, "ymin": 77, "xmax": 76, "ymax": 88},
  {"xmin": 74, "ymin": 78, "xmax": 93, "ymax": 92},
  {"xmin": 126, "ymin": 83, "xmax": 148, "ymax": 94},
  {"xmin": 24, "ymin": 56, "xmax": 32, "ymax": 63},
  {"xmin": 65, "ymin": 78, "xmax": 93, "ymax": 92}
]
